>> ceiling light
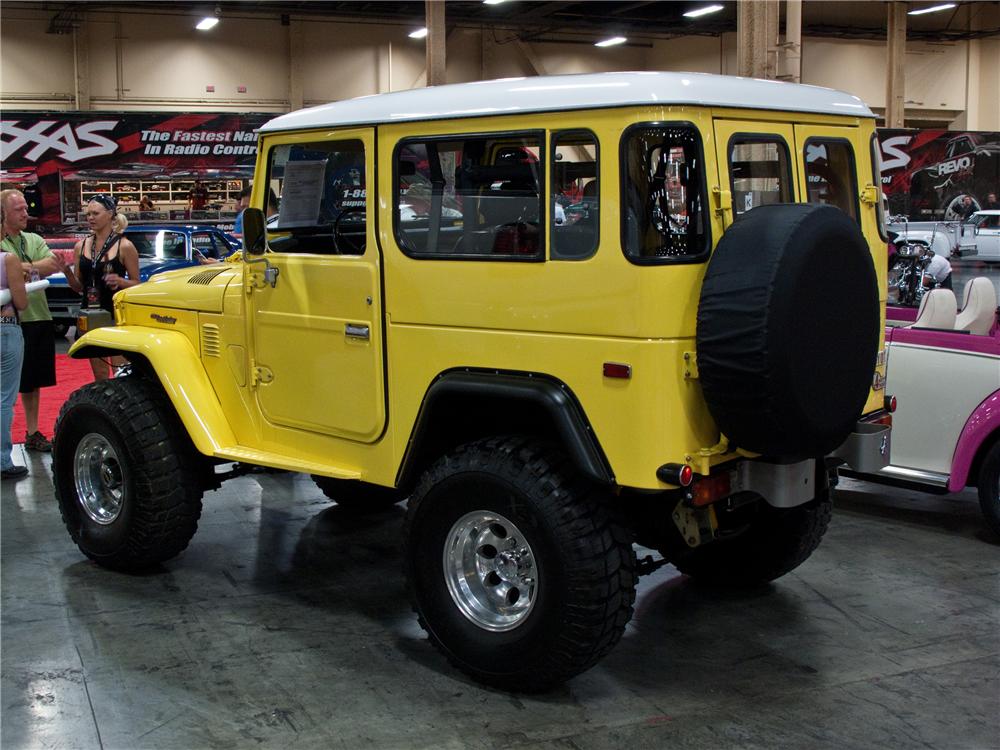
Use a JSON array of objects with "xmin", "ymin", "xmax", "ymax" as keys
[
  {"xmin": 483, "ymin": 0, "xmax": 507, "ymax": 4},
  {"xmin": 595, "ymin": 36, "xmax": 627, "ymax": 47},
  {"xmin": 409, "ymin": 27, "xmax": 428, "ymax": 39},
  {"xmin": 907, "ymin": 3, "xmax": 956, "ymax": 15},
  {"xmin": 684, "ymin": 4, "xmax": 724, "ymax": 18},
  {"xmin": 196, "ymin": 16, "xmax": 219, "ymax": 30}
]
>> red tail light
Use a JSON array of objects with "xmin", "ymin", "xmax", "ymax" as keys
[{"xmin": 691, "ymin": 472, "xmax": 731, "ymax": 507}]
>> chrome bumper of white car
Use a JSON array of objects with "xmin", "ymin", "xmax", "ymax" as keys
[{"xmin": 829, "ymin": 421, "xmax": 892, "ymax": 474}]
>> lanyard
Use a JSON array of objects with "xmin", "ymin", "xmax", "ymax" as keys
[
  {"xmin": 90, "ymin": 232, "xmax": 120, "ymax": 269},
  {"xmin": 2, "ymin": 233, "xmax": 28, "ymax": 263}
]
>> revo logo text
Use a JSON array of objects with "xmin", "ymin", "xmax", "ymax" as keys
[{"xmin": 937, "ymin": 156, "xmax": 973, "ymax": 176}]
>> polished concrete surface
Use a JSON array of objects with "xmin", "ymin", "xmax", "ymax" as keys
[{"xmin": 2, "ymin": 447, "xmax": 997, "ymax": 750}]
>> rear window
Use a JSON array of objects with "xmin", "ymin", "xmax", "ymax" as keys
[
  {"xmin": 395, "ymin": 132, "xmax": 544, "ymax": 260},
  {"xmin": 804, "ymin": 138, "xmax": 859, "ymax": 222},
  {"xmin": 621, "ymin": 123, "xmax": 709, "ymax": 264},
  {"xmin": 728, "ymin": 137, "xmax": 793, "ymax": 220}
]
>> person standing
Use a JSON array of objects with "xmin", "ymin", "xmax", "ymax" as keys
[
  {"xmin": 0, "ymin": 189, "xmax": 59, "ymax": 452},
  {"xmin": 959, "ymin": 195, "xmax": 977, "ymax": 221},
  {"xmin": 231, "ymin": 186, "xmax": 252, "ymax": 237},
  {"xmin": 187, "ymin": 180, "xmax": 210, "ymax": 215},
  {"xmin": 64, "ymin": 195, "xmax": 140, "ymax": 381},
  {"xmin": 986, "ymin": 193, "xmax": 999, "ymax": 211},
  {"xmin": 1, "ymin": 250, "xmax": 29, "ymax": 479}
]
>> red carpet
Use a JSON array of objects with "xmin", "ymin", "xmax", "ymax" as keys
[{"xmin": 12, "ymin": 354, "xmax": 95, "ymax": 443}]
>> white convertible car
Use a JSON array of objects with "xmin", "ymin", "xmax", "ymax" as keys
[{"xmin": 844, "ymin": 276, "xmax": 1000, "ymax": 536}]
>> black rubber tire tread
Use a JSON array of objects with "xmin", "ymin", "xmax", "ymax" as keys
[
  {"xmin": 672, "ymin": 492, "xmax": 832, "ymax": 587},
  {"xmin": 697, "ymin": 203, "xmax": 880, "ymax": 457},
  {"xmin": 310, "ymin": 475, "xmax": 404, "ymax": 512},
  {"xmin": 52, "ymin": 375, "xmax": 204, "ymax": 570},
  {"xmin": 976, "ymin": 441, "xmax": 1000, "ymax": 537},
  {"xmin": 403, "ymin": 436, "xmax": 637, "ymax": 691}
]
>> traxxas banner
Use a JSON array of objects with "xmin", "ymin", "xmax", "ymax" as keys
[{"xmin": 0, "ymin": 111, "xmax": 272, "ymax": 227}]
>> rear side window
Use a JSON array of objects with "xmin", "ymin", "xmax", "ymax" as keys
[
  {"xmin": 728, "ymin": 137, "xmax": 793, "ymax": 220},
  {"xmin": 395, "ymin": 133, "xmax": 544, "ymax": 260},
  {"xmin": 551, "ymin": 130, "xmax": 598, "ymax": 260},
  {"xmin": 128, "ymin": 231, "xmax": 186, "ymax": 260},
  {"xmin": 621, "ymin": 124, "xmax": 708, "ymax": 263},
  {"xmin": 804, "ymin": 139, "xmax": 859, "ymax": 222},
  {"xmin": 264, "ymin": 139, "xmax": 367, "ymax": 254}
]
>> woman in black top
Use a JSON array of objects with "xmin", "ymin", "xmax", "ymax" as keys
[{"xmin": 67, "ymin": 194, "xmax": 140, "ymax": 381}]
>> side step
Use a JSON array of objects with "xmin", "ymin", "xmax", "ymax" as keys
[{"xmin": 214, "ymin": 446, "xmax": 362, "ymax": 479}]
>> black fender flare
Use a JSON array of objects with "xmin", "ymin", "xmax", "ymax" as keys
[{"xmin": 396, "ymin": 370, "xmax": 613, "ymax": 490}]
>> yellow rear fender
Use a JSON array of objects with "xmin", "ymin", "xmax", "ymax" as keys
[{"xmin": 70, "ymin": 326, "xmax": 237, "ymax": 456}]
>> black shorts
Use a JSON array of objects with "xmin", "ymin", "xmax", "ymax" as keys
[{"xmin": 19, "ymin": 320, "xmax": 57, "ymax": 393}]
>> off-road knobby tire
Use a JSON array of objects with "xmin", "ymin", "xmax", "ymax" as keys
[
  {"xmin": 672, "ymin": 491, "xmax": 832, "ymax": 587},
  {"xmin": 403, "ymin": 436, "xmax": 636, "ymax": 691},
  {"xmin": 697, "ymin": 203, "xmax": 879, "ymax": 457},
  {"xmin": 310, "ymin": 475, "xmax": 404, "ymax": 512},
  {"xmin": 976, "ymin": 441, "xmax": 1000, "ymax": 537},
  {"xmin": 52, "ymin": 375, "xmax": 204, "ymax": 570}
]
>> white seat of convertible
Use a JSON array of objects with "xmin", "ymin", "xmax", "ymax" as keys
[
  {"xmin": 955, "ymin": 277, "xmax": 997, "ymax": 335},
  {"xmin": 909, "ymin": 288, "xmax": 957, "ymax": 330}
]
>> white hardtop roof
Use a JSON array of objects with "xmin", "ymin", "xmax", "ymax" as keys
[
  {"xmin": 975, "ymin": 210, "xmax": 1000, "ymax": 215},
  {"xmin": 260, "ymin": 71, "xmax": 874, "ymax": 133}
]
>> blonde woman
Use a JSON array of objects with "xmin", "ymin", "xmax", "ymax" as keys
[{"xmin": 65, "ymin": 194, "xmax": 140, "ymax": 380}]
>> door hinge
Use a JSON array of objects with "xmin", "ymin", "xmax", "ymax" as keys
[
  {"xmin": 861, "ymin": 184, "xmax": 881, "ymax": 205},
  {"xmin": 712, "ymin": 185, "xmax": 732, "ymax": 215},
  {"xmin": 683, "ymin": 351, "xmax": 699, "ymax": 379},
  {"xmin": 250, "ymin": 362, "xmax": 274, "ymax": 386}
]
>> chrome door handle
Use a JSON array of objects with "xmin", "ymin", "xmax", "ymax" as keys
[{"xmin": 345, "ymin": 323, "xmax": 370, "ymax": 340}]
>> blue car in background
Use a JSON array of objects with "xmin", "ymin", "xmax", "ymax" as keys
[{"xmin": 46, "ymin": 224, "xmax": 240, "ymax": 335}]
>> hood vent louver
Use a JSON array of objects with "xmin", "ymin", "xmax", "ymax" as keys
[
  {"xmin": 188, "ymin": 268, "xmax": 229, "ymax": 285},
  {"xmin": 201, "ymin": 323, "xmax": 221, "ymax": 358}
]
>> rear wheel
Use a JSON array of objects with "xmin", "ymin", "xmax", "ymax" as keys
[
  {"xmin": 673, "ymin": 471, "xmax": 832, "ymax": 587},
  {"xmin": 404, "ymin": 437, "xmax": 636, "ymax": 691},
  {"xmin": 53, "ymin": 375, "xmax": 205, "ymax": 570},
  {"xmin": 976, "ymin": 441, "xmax": 1000, "ymax": 537}
]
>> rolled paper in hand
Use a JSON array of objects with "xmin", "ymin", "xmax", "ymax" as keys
[{"xmin": 0, "ymin": 279, "xmax": 48, "ymax": 306}]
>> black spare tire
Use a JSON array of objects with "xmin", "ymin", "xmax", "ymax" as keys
[{"xmin": 696, "ymin": 203, "xmax": 879, "ymax": 457}]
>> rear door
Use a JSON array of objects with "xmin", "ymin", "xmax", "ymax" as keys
[{"xmin": 712, "ymin": 120, "xmax": 797, "ymax": 229}]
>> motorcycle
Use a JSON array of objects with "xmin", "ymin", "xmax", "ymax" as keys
[{"xmin": 887, "ymin": 238, "xmax": 943, "ymax": 307}]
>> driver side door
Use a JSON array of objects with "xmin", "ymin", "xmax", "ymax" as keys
[{"xmin": 249, "ymin": 128, "xmax": 386, "ymax": 443}]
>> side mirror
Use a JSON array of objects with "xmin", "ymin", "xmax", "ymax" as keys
[{"xmin": 242, "ymin": 208, "xmax": 266, "ymax": 256}]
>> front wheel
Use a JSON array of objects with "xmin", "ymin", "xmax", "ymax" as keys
[
  {"xmin": 53, "ymin": 376, "xmax": 205, "ymax": 570},
  {"xmin": 403, "ymin": 437, "xmax": 636, "ymax": 691},
  {"xmin": 976, "ymin": 441, "xmax": 1000, "ymax": 537}
]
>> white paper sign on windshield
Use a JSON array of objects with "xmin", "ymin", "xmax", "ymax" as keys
[{"xmin": 276, "ymin": 159, "xmax": 327, "ymax": 228}]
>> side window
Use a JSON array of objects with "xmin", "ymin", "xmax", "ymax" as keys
[
  {"xmin": 621, "ymin": 124, "xmax": 708, "ymax": 263},
  {"xmin": 551, "ymin": 130, "xmax": 598, "ymax": 260},
  {"xmin": 191, "ymin": 232, "xmax": 218, "ymax": 259},
  {"xmin": 805, "ymin": 139, "xmax": 859, "ymax": 222},
  {"xmin": 728, "ymin": 137, "xmax": 793, "ymax": 220},
  {"xmin": 395, "ymin": 133, "xmax": 543, "ymax": 260},
  {"xmin": 264, "ymin": 139, "xmax": 366, "ymax": 254}
]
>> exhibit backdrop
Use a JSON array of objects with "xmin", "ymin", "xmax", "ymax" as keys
[
  {"xmin": 877, "ymin": 129, "xmax": 1000, "ymax": 220},
  {"xmin": 1, "ymin": 111, "xmax": 272, "ymax": 227}
]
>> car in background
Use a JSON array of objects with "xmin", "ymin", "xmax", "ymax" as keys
[
  {"xmin": 46, "ymin": 224, "xmax": 239, "ymax": 335},
  {"xmin": 843, "ymin": 278, "xmax": 1000, "ymax": 536}
]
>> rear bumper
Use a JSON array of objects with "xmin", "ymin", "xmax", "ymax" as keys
[{"xmin": 828, "ymin": 420, "xmax": 891, "ymax": 474}]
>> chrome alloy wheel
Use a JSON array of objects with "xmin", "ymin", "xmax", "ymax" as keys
[
  {"xmin": 74, "ymin": 433, "xmax": 126, "ymax": 525},
  {"xmin": 444, "ymin": 511, "xmax": 538, "ymax": 632}
]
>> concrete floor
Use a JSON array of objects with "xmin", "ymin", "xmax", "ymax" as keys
[{"xmin": 2, "ymin": 447, "xmax": 997, "ymax": 750}]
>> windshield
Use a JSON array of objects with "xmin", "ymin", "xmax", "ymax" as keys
[{"xmin": 126, "ymin": 231, "xmax": 187, "ymax": 260}]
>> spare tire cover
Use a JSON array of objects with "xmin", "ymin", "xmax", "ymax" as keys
[{"xmin": 696, "ymin": 203, "xmax": 879, "ymax": 457}]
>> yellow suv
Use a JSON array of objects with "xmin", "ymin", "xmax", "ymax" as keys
[{"xmin": 55, "ymin": 72, "xmax": 891, "ymax": 690}]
